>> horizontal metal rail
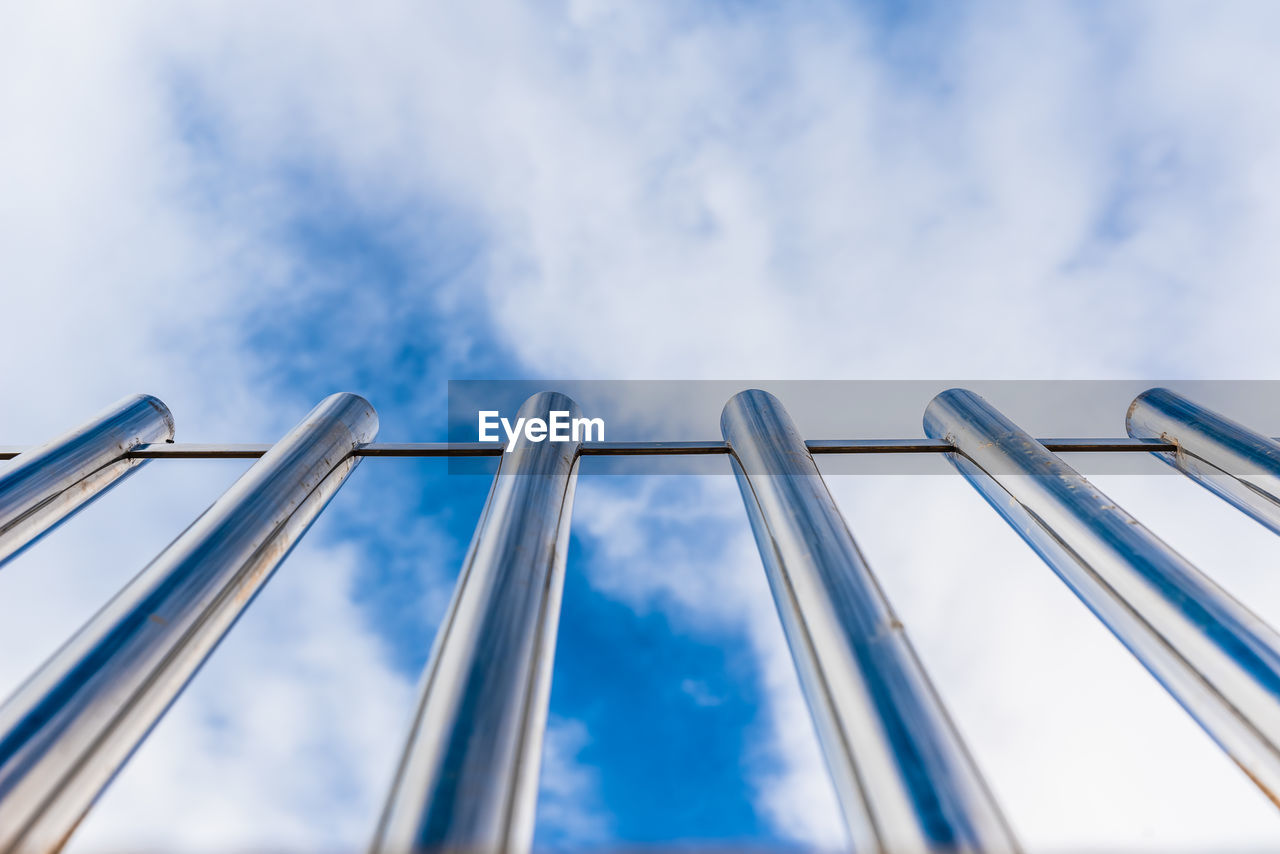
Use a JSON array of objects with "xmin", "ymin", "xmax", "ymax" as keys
[{"xmin": 0, "ymin": 437, "xmax": 1220, "ymax": 460}]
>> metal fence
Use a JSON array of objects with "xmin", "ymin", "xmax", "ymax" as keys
[{"xmin": 0, "ymin": 386, "xmax": 1278, "ymax": 853}]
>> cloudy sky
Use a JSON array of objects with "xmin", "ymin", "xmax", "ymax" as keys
[{"xmin": 3, "ymin": 0, "xmax": 1280, "ymax": 851}]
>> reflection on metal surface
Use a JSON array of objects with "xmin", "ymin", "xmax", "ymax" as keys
[
  {"xmin": 722, "ymin": 389, "xmax": 1018, "ymax": 854},
  {"xmin": 2, "ymin": 384, "xmax": 1280, "ymax": 852},
  {"xmin": 0, "ymin": 437, "xmax": 1197, "ymax": 461},
  {"xmin": 1128, "ymin": 387, "xmax": 1280, "ymax": 535},
  {"xmin": 0, "ymin": 395, "xmax": 174, "ymax": 567},
  {"xmin": 926, "ymin": 387, "xmax": 1280, "ymax": 806},
  {"xmin": 0, "ymin": 393, "xmax": 377, "ymax": 854},
  {"xmin": 369, "ymin": 392, "xmax": 581, "ymax": 854}
]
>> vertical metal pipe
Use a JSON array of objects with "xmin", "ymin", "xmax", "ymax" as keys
[
  {"xmin": 1127, "ymin": 386, "xmax": 1280, "ymax": 535},
  {"xmin": 721, "ymin": 390, "xmax": 1017, "ymax": 854},
  {"xmin": 925, "ymin": 388, "xmax": 1280, "ymax": 806},
  {"xmin": 370, "ymin": 392, "xmax": 581, "ymax": 854},
  {"xmin": 0, "ymin": 395, "xmax": 174, "ymax": 567},
  {"xmin": 0, "ymin": 393, "xmax": 377, "ymax": 854}
]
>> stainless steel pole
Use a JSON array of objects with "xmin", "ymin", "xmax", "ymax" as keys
[
  {"xmin": 0, "ymin": 393, "xmax": 377, "ymax": 854},
  {"xmin": 926, "ymin": 387, "xmax": 1280, "ymax": 806},
  {"xmin": 370, "ymin": 392, "xmax": 582, "ymax": 854},
  {"xmin": 721, "ymin": 390, "xmax": 1017, "ymax": 854},
  {"xmin": 1127, "ymin": 386, "xmax": 1280, "ymax": 535},
  {"xmin": 0, "ymin": 395, "xmax": 174, "ymax": 567}
]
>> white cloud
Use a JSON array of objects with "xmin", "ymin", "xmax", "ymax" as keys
[
  {"xmin": 0, "ymin": 5, "xmax": 445, "ymax": 851},
  {"xmin": 535, "ymin": 717, "xmax": 613, "ymax": 849},
  {"xmin": 7, "ymin": 0, "xmax": 1280, "ymax": 850},
  {"xmin": 69, "ymin": 531, "xmax": 417, "ymax": 852},
  {"xmin": 571, "ymin": 475, "xmax": 847, "ymax": 848},
  {"xmin": 819, "ymin": 468, "xmax": 1280, "ymax": 850},
  {"xmin": 680, "ymin": 679, "xmax": 724, "ymax": 708}
]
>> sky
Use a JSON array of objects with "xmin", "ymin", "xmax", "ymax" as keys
[{"xmin": 3, "ymin": 0, "xmax": 1280, "ymax": 850}]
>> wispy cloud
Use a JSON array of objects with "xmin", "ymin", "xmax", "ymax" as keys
[{"xmin": 5, "ymin": 0, "xmax": 1280, "ymax": 850}]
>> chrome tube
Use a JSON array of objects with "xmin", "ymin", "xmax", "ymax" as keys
[
  {"xmin": 1127, "ymin": 387, "xmax": 1280, "ymax": 535},
  {"xmin": 370, "ymin": 392, "xmax": 582, "ymax": 854},
  {"xmin": 0, "ymin": 393, "xmax": 377, "ymax": 854},
  {"xmin": 926, "ymin": 388, "xmax": 1280, "ymax": 806},
  {"xmin": 721, "ymin": 390, "xmax": 1017, "ymax": 854},
  {"xmin": 0, "ymin": 395, "xmax": 174, "ymax": 567}
]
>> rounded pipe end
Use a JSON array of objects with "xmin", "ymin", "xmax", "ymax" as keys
[
  {"xmin": 923, "ymin": 387, "xmax": 983, "ymax": 442},
  {"xmin": 132, "ymin": 394, "xmax": 176, "ymax": 443},
  {"xmin": 494, "ymin": 391, "xmax": 585, "ymax": 474},
  {"xmin": 313, "ymin": 393, "xmax": 380, "ymax": 446},
  {"xmin": 719, "ymin": 388, "xmax": 786, "ymax": 440},
  {"xmin": 516, "ymin": 390, "xmax": 583, "ymax": 423},
  {"xmin": 1125, "ymin": 387, "xmax": 1178, "ymax": 440},
  {"xmin": 720, "ymin": 389, "xmax": 816, "ymax": 476}
]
